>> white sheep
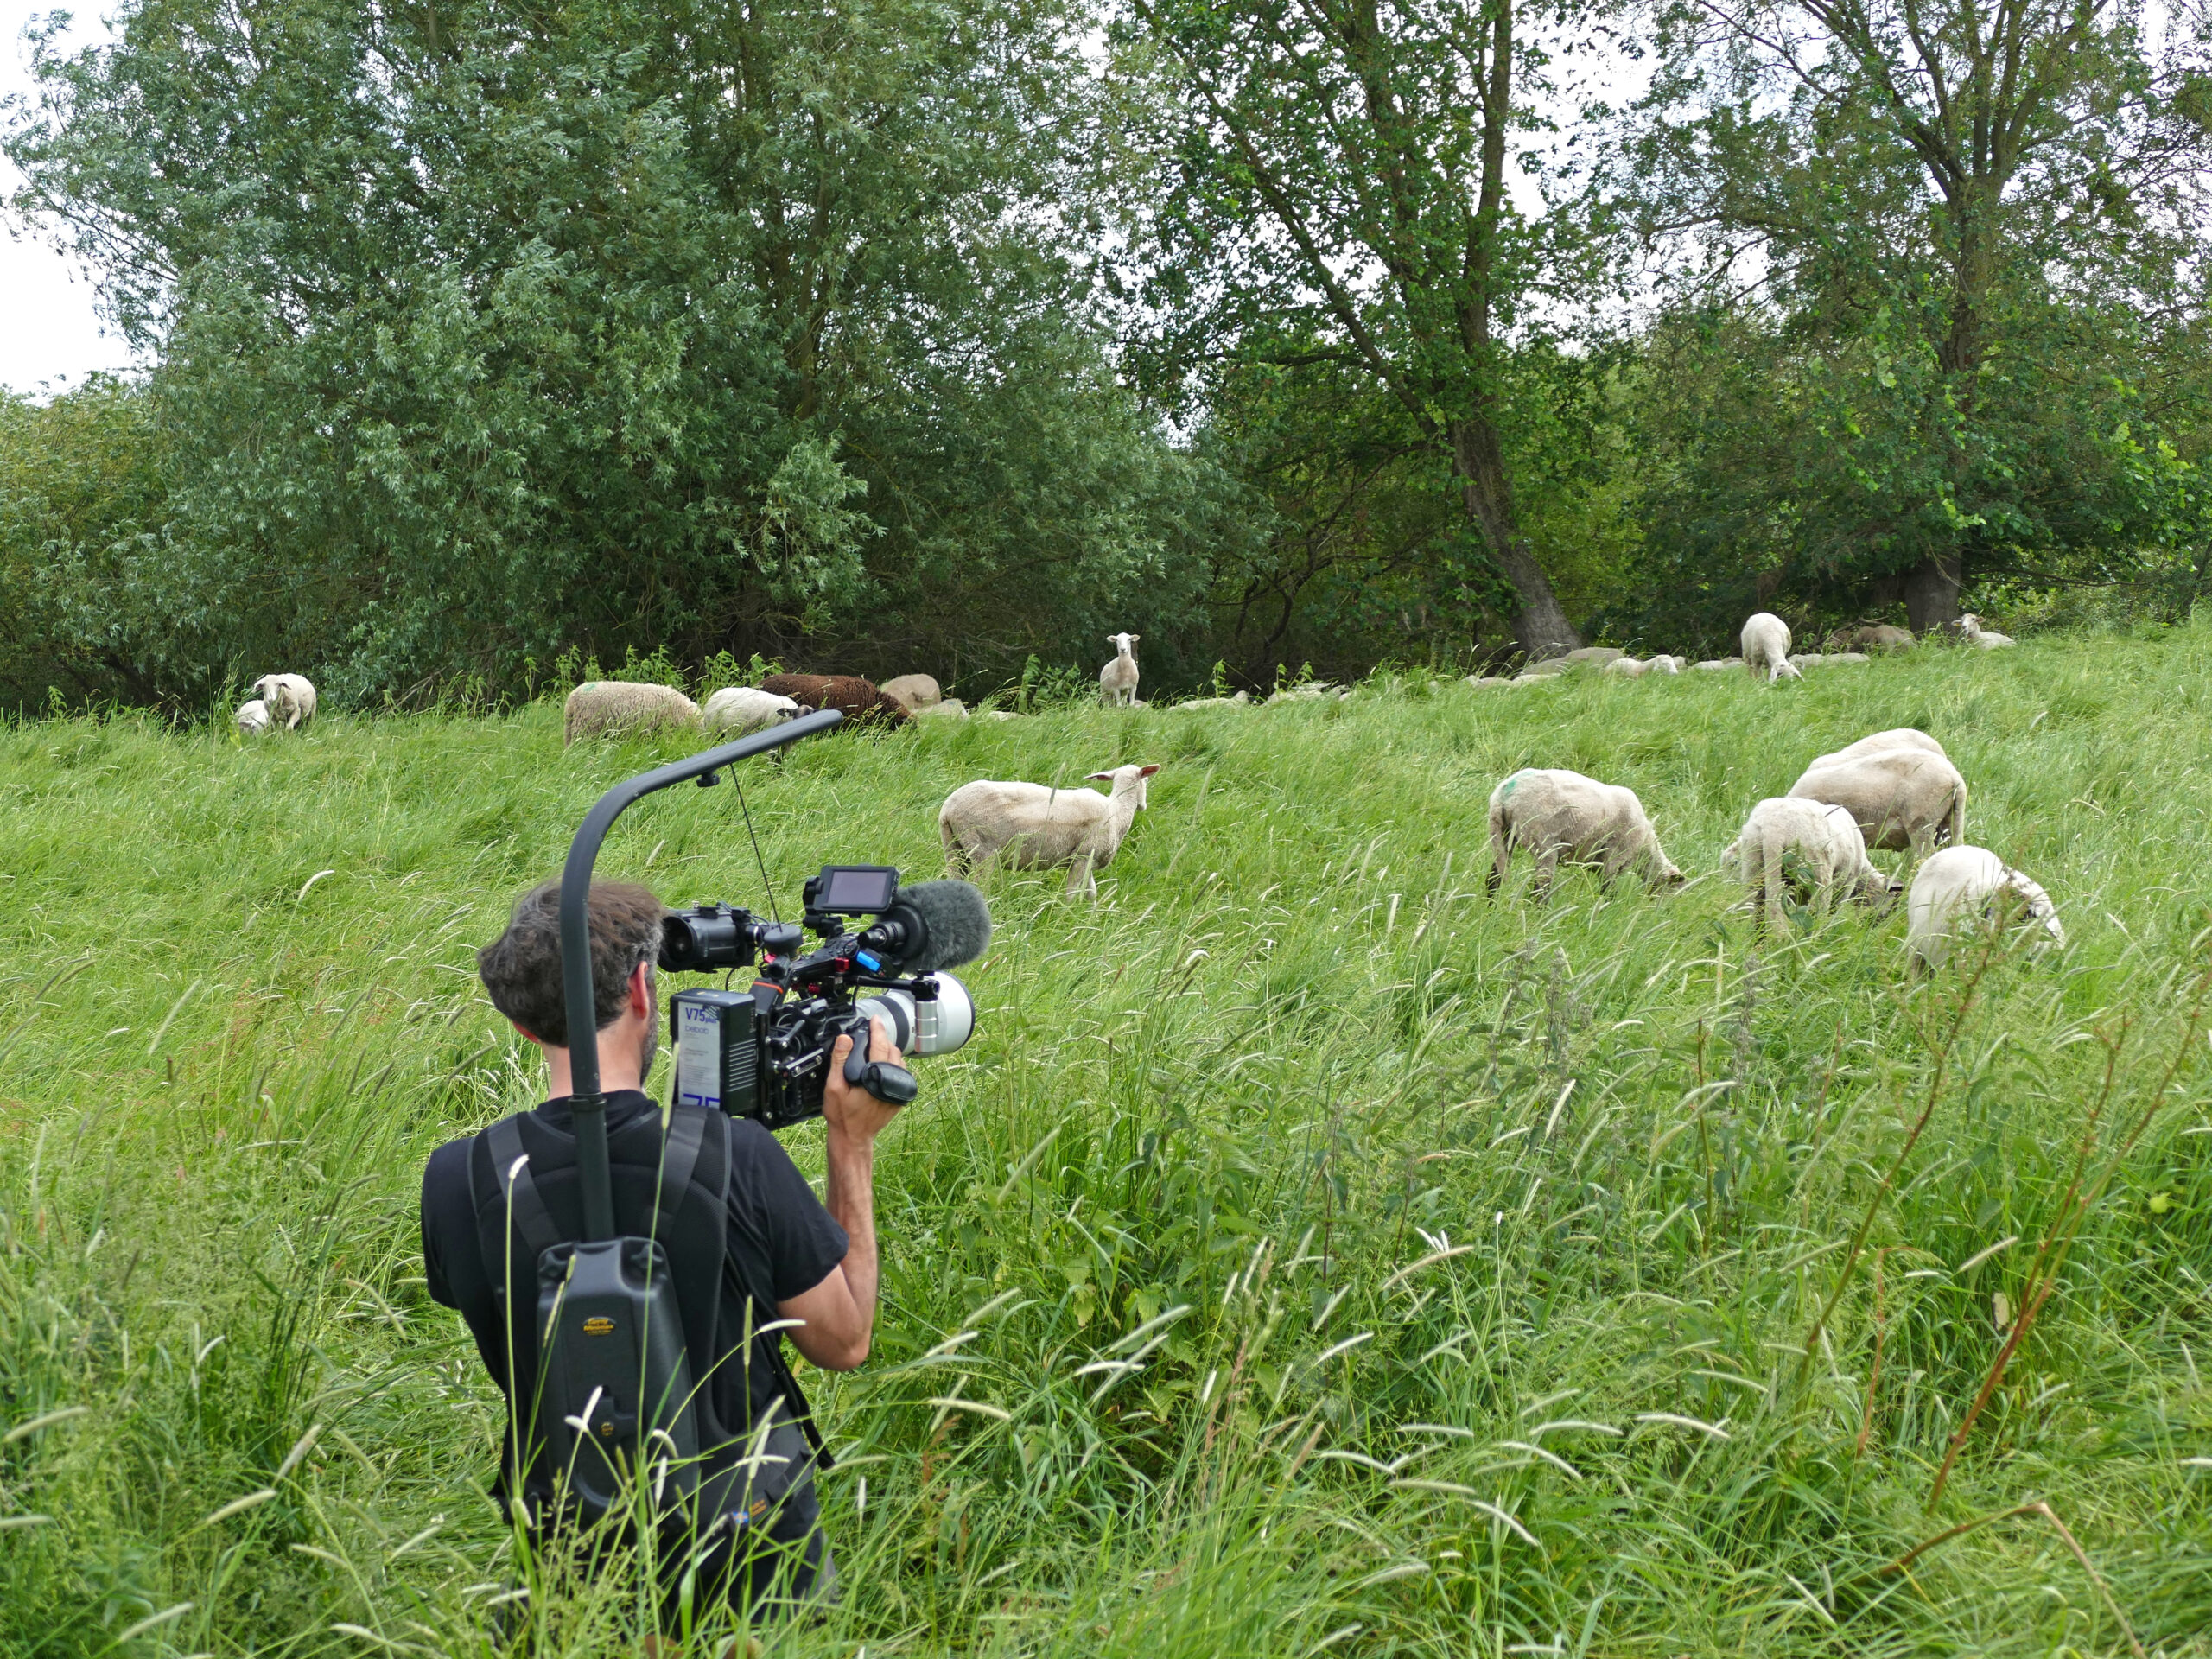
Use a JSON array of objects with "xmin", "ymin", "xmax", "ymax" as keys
[
  {"xmin": 1741, "ymin": 613, "xmax": 1802, "ymax": 683},
  {"xmin": 563, "ymin": 682, "xmax": 704, "ymax": 747},
  {"xmin": 1099, "ymin": 634, "xmax": 1141, "ymax": 707},
  {"xmin": 702, "ymin": 686, "xmax": 803, "ymax": 736},
  {"xmin": 880, "ymin": 673, "xmax": 943, "ymax": 712},
  {"xmin": 236, "ymin": 698, "xmax": 274, "ymax": 735},
  {"xmin": 1603, "ymin": 657, "xmax": 1648, "ymax": 678},
  {"xmin": 1809, "ymin": 728, "xmax": 1948, "ymax": 770},
  {"xmin": 1720, "ymin": 797, "xmax": 1897, "ymax": 932},
  {"xmin": 939, "ymin": 763, "xmax": 1160, "ymax": 898},
  {"xmin": 1788, "ymin": 747, "xmax": 1967, "ymax": 859},
  {"xmin": 1646, "ymin": 655, "xmax": 1684, "ymax": 675},
  {"xmin": 1485, "ymin": 768, "xmax": 1685, "ymax": 899},
  {"xmin": 915, "ymin": 697, "xmax": 969, "ymax": 720},
  {"xmin": 250, "ymin": 673, "xmax": 319, "ymax": 730},
  {"xmin": 1960, "ymin": 614, "xmax": 2016, "ymax": 649},
  {"xmin": 1906, "ymin": 845, "xmax": 2064, "ymax": 971}
]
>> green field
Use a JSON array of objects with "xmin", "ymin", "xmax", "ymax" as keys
[{"xmin": 3, "ymin": 636, "xmax": 2209, "ymax": 1657}]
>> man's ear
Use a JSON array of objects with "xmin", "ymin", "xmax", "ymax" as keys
[
  {"xmin": 510, "ymin": 1018, "xmax": 548, "ymax": 1049},
  {"xmin": 628, "ymin": 959, "xmax": 655, "ymax": 1014}
]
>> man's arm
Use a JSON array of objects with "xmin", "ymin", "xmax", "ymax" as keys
[{"xmin": 779, "ymin": 1017, "xmax": 904, "ymax": 1371}]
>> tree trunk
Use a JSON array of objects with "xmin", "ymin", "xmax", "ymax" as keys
[
  {"xmin": 1452, "ymin": 418, "xmax": 1580, "ymax": 657},
  {"xmin": 1904, "ymin": 553, "xmax": 1963, "ymax": 634}
]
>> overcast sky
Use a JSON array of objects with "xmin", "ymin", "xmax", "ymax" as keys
[{"xmin": 3, "ymin": 2, "xmax": 138, "ymax": 396}]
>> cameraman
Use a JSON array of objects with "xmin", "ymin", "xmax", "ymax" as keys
[{"xmin": 420, "ymin": 878, "xmax": 904, "ymax": 1624}]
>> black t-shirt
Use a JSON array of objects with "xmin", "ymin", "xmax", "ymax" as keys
[{"xmin": 421, "ymin": 1090, "xmax": 849, "ymax": 1495}]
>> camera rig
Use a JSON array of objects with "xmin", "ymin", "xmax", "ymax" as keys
[{"xmin": 556, "ymin": 708, "xmax": 844, "ymax": 1243}]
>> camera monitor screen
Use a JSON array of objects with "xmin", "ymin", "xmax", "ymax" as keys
[{"xmin": 816, "ymin": 865, "xmax": 899, "ymax": 912}]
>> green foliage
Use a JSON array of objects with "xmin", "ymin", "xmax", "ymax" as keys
[
  {"xmin": 3, "ymin": 635, "xmax": 2211, "ymax": 1652},
  {"xmin": 5, "ymin": 0, "xmax": 1217, "ymax": 707}
]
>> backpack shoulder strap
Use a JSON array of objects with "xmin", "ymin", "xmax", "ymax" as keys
[
  {"xmin": 481, "ymin": 1114, "xmax": 563, "ymax": 1262},
  {"xmin": 654, "ymin": 1106, "xmax": 709, "ymax": 1233}
]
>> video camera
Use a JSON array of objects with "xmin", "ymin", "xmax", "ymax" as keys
[{"xmin": 659, "ymin": 866, "xmax": 989, "ymax": 1131}]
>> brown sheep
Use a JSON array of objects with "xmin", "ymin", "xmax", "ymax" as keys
[{"xmin": 760, "ymin": 673, "xmax": 911, "ymax": 726}]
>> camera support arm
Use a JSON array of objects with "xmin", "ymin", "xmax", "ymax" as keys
[{"xmin": 558, "ymin": 708, "xmax": 845, "ymax": 1240}]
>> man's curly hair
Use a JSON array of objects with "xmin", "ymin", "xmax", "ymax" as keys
[{"xmin": 478, "ymin": 880, "xmax": 664, "ymax": 1046}]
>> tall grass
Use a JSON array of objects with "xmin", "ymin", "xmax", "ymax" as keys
[{"xmin": 2, "ymin": 632, "xmax": 2209, "ymax": 1656}]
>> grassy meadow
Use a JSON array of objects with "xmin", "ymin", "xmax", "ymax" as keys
[{"xmin": 3, "ymin": 634, "xmax": 2210, "ymax": 1656}]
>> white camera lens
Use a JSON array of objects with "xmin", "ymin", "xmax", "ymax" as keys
[{"xmin": 855, "ymin": 972, "xmax": 974, "ymax": 1057}]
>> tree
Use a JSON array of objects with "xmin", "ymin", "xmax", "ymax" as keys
[
  {"xmin": 1119, "ymin": 0, "xmax": 1591, "ymax": 656},
  {"xmin": 5, "ymin": 0, "xmax": 1207, "ymax": 703},
  {"xmin": 1622, "ymin": 0, "xmax": 2212, "ymax": 629}
]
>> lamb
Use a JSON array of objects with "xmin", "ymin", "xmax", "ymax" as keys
[
  {"xmin": 939, "ymin": 763, "xmax": 1161, "ymax": 898},
  {"xmin": 1485, "ymin": 768, "xmax": 1685, "ymax": 899},
  {"xmin": 1960, "ymin": 614, "xmax": 2016, "ymax": 649},
  {"xmin": 1603, "ymin": 656, "xmax": 1648, "ymax": 678},
  {"xmin": 1809, "ymin": 728, "xmax": 1948, "ymax": 770},
  {"xmin": 1905, "ymin": 845, "xmax": 2064, "ymax": 971},
  {"xmin": 250, "ymin": 673, "xmax": 318, "ymax": 730},
  {"xmin": 879, "ymin": 673, "xmax": 943, "ymax": 713},
  {"xmin": 1719, "ymin": 797, "xmax": 1897, "ymax": 933},
  {"xmin": 1099, "ymin": 633, "xmax": 1141, "ymax": 707},
  {"xmin": 759, "ymin": 673, "xmax": 911, "ymax": 726},
  {"xmin": 563, "ymin": 682, "xmax": 703, "ymax": 747},
  {"xmin": 1646, "ymin": 654, "xmax": 1684, "ymax": 674},
  {"xmin": 1741, "ymin": 613, "xmax": 1802, "ymax": 683},
  {"xmin": 702, "ymin": 686, "xmax": 804, "ymax": 736},
  {"xmin": 236, "ymin": 698, "xmax": 273, "ymax": 735},
  {"xmin": 1787, "ymin": 747, "xmax": 1967, "ymax": 858}
]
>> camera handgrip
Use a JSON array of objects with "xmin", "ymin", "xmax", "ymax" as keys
[{"xmin": 842, "ymin": 1046, "xmax": 919, "ymax": 1105}]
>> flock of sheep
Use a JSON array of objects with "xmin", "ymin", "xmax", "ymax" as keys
[{"xmin": 233, "ymin": 609, "xmax": 2048, "ymax": 969}]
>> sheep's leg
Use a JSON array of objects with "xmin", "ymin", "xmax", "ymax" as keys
[
  {"xmin": 1531, "ymin": 848, "xmax": 1559, "ymax": 903},
  {"xmin": 1065, "ymin": 853, "xmax": 1096, "ymax": 898}
]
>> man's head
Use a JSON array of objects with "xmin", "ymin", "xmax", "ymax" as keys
[{"xmin": 479, "ymin": 880, "xmax": 666, "ymax": 1090}]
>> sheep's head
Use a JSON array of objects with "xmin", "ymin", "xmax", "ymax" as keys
[
  {"xmin": 1718, "ymin": 838, "xmax": 1743, "ymax": 882},
  {"xmin": 2005, "ymin": 870, "xmax": 2066, "ymax": 948},
  {"xmin": 1086, "ymin": 763, "xmax": 1160, "ymax": 807},
  {"xmin": 1107, "ymin": 632, "xmax": 1139, "ymax": 656}
]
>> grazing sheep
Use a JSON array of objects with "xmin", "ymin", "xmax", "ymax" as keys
[
  {"xmin": 1516, "ymin": 661, "xmax": 1571, "ymax": 682},
  {"xmin": 1465, "ymin": 676, "xmax": 1516, "ymax": 689},
  {"xmin": 250, "ymin": 673, "xmax": 318, "ymax": 730},
  {"xmin": 1788, "ymin": 747, "xmax": 1967, "ymax": 858},
  {"xmin": 880, "ymin": 674, "xmax": 943, "ymax": 712},
  {"xmin": 1485, "ymin": 768, "xmax": 1685, "ymax": 899},
  {"xmin": 1825, "ymin": 624, "xmax": 1915, "ymax": 652},
  {"xmin": 1268, "ymin": 682, "xmax": 1345, "ymax": 702},
  {"xmin": 939, "ymin": 763, "xmax": 1160, "ymax": 898},
  {"xmin": 563, "ymin": 682, "xmax": 703, "ymax": 747},
  {"xmin": 236, "ymin": 698, "xmax": 273, "ymax": 735},
  {"xmin": 1810, "ymin": 728, "xmax": 1948, "ymax": 770},
  {"xmin": 1604, "ymin": 657, "xmax": 1648, "ymax": 678},
  {"xmin": 1741, "ymin": 613, "xmax": 1802, "ymax": 683},
  {"xmin": 915, "ymin": 697, "xmax": 969, "ymax": 720},
  {"xmin": 759, "ymin": 673, "xmax": 911, "ymax": 726},
  {"xmin": 1693, "ymin": 658, "xmax": 1744, "ymax": 672},
  {"xmin": 1099, "ymin": 634, "xmax": 1141, "ymax": 707},
  {"xmin": 1646, "ymin": 655, "xmax": 1684, "ymax": 675},
  {"xmin": 1960, "ymin": 614, "xmax": 2016, "ymax": 649},
  {"xmin": 702, "ymin": 686, "xmax": 803, "ymax": 736},
  {"xmin": 1720, "ymin": 797, "xmax": 1897, "ymax": 933},
  {"xmin": 1905, "ymin": 845, "xmax": 2064, "ymax": 971}
]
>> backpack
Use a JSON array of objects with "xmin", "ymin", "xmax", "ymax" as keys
[{"xmin": 476, "ymin": 1106, "xmax": 830, "ymax": 1528}]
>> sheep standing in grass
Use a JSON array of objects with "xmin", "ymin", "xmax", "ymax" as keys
[
  {"xmin": 1809, "ymin": 728, "xmax": 1948, "ymax": 770},
  {"xmin": 760, "ymin": 673, "xmax": 911, "ymax": 726},
  {"xmin": 1741, "ymin": 613, "xmax": 1802, "ymax": 683},
  {"xmin": 702, "ymin": 686, "xmax": 803, "ymax": 735},
  {"xmin": 1960, "ymin": 614, "xmax": 2016, "ymax": 649},
  {"xmin": 251, "ymin": 673, "xmax": 318, "ymax": 730},
  {"xmin": 880, "ymin": 674, "xmax": 942, "ymax": 712},
  {"xmin": 1099, "ymin": 634, "xmax": 1141, "ymax": 707},
  {"xmin": 236, "ymin": 698, "xmax": 273, "ymax": 735},
  {"xmin": 1720, "ymin": 798, "xmax": 1897, "ymax": 932},
  {"xmin": 1485, "ymin": 768, "xmax": 1684, "ymax": 899},
  {"xmin": 1905, "ymin": 845, "xmax": 2064, "ymax": 970},
  {"xmin": 1788, "ymin": 747, "xmax": 1967, "ymax": 859},
  {"xmin": 940, "ymin": 763, "xmax": 1160, "ymax": 898},
  {"xmin": 563, "ymin": 682, "xmax": 703, "ymax": 747}
]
